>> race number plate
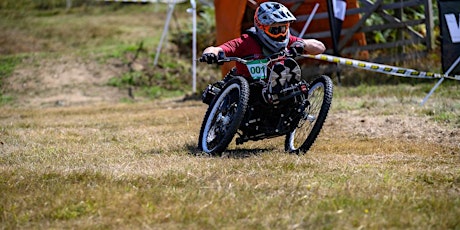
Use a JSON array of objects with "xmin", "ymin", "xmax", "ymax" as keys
[{"xmin": 246, "ymin": 59, "xmax": 268, "ymax": 80}]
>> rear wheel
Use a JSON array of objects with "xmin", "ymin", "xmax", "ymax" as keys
[
  {"xmin": 285, "ymin": 75, "xmax": 333, "ymax": 154},
  {"xmin": 198, "ymin": 76, "xmax": 250, "ymax": 155}
]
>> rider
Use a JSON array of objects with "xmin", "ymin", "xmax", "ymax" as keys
[{"xmin": 199, "ymin": 1, "xmax": 326, "ymax": 79}]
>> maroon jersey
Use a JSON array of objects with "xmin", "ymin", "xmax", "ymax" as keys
[{"xmin": 219, "ymin": 34, "xmax": 302, "ymax": 78}]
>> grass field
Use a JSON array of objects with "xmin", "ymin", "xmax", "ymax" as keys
[
  {"xmin": 1, "ymin": 2, "xmax": 459, "ymax": 229},
  {"xmin": 1, "ymin": 88, "xmax": 459, "ymax": 229}
]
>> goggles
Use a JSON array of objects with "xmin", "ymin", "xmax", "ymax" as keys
[{"xmin": 263, "ymin": 23, "xmax": 289, "ymax": 39}]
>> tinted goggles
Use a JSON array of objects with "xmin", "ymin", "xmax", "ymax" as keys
[{"xmin": 265, "ymin": 23, "xmax": 289, "ymax": 38}]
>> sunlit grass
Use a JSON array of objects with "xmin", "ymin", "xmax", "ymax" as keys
[
  {"xmin": 0, "ymin": 4, "xmax": 175, "ymax": 55},
  {"xmin": 1, "ymin": 96, "xmax": 459, "ymax": 229},
  {"xmin": 1, "ymin": 3, "xmax": 459, "ymax": 229}
]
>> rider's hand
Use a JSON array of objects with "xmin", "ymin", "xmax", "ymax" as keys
[
  {"xmin": 199, "ymin": 53, "xmax": 218, "ymax": 64},
  {"xmin": 289, "ymin": 41, "xmax": 306, "ymax": 56}
]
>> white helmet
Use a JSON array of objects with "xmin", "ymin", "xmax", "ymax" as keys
[{"xmin": 254, "ymin": 2, "xmax": 296, "ymax": 53}]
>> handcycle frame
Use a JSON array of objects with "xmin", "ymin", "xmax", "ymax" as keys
[{"xmin": 198, "ymin": 51, "xmax": 333, "ymax": 155}]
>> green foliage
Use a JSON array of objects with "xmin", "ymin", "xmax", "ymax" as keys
[
  {"xmin": 170, "ymin": 4, "xmax": 216, "ymax": 58},
  {"xmin": 108, "ymin": 72, "xmax": 142, "ymax": 87},
  {"xmin": 364, "ymin": 0, "xmax": 438, "ymax": 46},
  {"xmin": 106, "ymin": 41, "xmax": 194, "ymax": 99}
]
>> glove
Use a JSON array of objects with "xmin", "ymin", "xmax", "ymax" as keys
[
  {"xmin": 289, "ymin": 41, "xmax": 306, "ymax": 56},
  {"xmin": 199, "ymin": 53, "xmax": 218, "ymax": 64}
]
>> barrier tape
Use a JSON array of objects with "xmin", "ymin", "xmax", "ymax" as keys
[{"xmin": 303, "ymin": 54, "xmax": 460, "ymax": 81}]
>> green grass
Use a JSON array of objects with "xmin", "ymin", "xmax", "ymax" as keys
[
  {"xmin": 0, "ymin": 56, "xmax": 22, "ymax": 105},
  {"xmin": 0, "ymin": 56, "xmax": 21, "ymax": 78}
]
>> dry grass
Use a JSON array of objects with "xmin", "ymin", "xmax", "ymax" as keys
[
  {"xmin": 1, "ymin": 3, "xmax": 459, "ymax": 229},
  {"xmin": 1, "ymin": 90, "xmax": 459, "ymax": 229}
]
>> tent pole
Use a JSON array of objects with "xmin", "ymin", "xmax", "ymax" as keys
[
  {"xmin": 190, "ymin": 0, "xmax": 197, "ymax": 93},
  {"xmin": 154, "ymin": 1, "xmax": 176, "ymax": 66},
  {"xmin": 299, "ymin": 3, "xmax": 319, "ymax": 38},
  {"xmin": 421, "ymin": 56, "xmax": 460, "ymax": 105}
]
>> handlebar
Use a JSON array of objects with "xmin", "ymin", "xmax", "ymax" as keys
[
  {"xmin": 213, "ymin": 50, "xmax": 298, "ymax": 65},
  {"xmin": 216, "ymin": 51, "xmax": 248, "ymax": 64}
]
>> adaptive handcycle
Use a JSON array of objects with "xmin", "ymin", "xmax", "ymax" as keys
[{"xmin": 198, "ymin": 51, "xmax": 333, "ymax": 156}]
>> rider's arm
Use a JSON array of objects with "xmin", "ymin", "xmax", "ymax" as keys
[
  {"xmin": 302, "ymin": 39, "xmax": 326, "ymax": 55},
  {"xmin": 289, "ymin": 36, "xmax": 325, "ymax": 55},
  {"xmin": 201, "ymin": 36, "xmax": 247, "ymax": 63}
]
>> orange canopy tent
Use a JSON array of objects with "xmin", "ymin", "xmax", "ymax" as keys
[{"xmin": 213, "ymin": 0, "xmax": 367, "ymax": 76}]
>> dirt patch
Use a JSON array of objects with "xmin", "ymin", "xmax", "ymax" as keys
[
  {"xmin": 5, "ymin": 55, "xmax": 129, "ymax": 107},
  {"xmin": 326, "ymin": 111, "xmax": 460, "ymax": 150}
]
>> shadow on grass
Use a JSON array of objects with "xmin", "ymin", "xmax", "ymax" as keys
[
  {"xmin": 185, "ymin": 143, "xmax": 278, "ymax": 159},
  {"xmin": 142, "ymin": 142, "xmax": 281, "ymax": 159}
]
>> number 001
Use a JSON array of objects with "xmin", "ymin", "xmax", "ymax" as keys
[{"xmin": 250, "ymin": 66, "xmax": 264, "ymax": 74}]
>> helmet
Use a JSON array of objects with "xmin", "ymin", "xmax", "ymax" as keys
[{"xmin": 254, "ymin": 2, "xmax": 296, "ymax": 52}]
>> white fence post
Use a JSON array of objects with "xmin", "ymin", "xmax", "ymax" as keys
[
  {"xmin": 66, "ymin": 0, "xmax": 72, "ymax": 10},
  {"xmin": 190, "ymin": 0, "xmax": 197, "ymax": 93}
]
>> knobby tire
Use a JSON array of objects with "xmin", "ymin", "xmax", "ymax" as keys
[
  {"xmin": 285, "ymin": 75, "xmax": 333, "ymax": 154},
  {"xmin": 198, "ymin": 76, "xmax": 250, "ymax": 155}
]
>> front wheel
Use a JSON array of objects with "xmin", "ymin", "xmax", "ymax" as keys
[
  {"xmin": 285, "ymin": 75, "xmax": 333, "ymax": 154},
  {"xmin": 198, "ymin": 76, "xmax": 250, "ymax": 155}
]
